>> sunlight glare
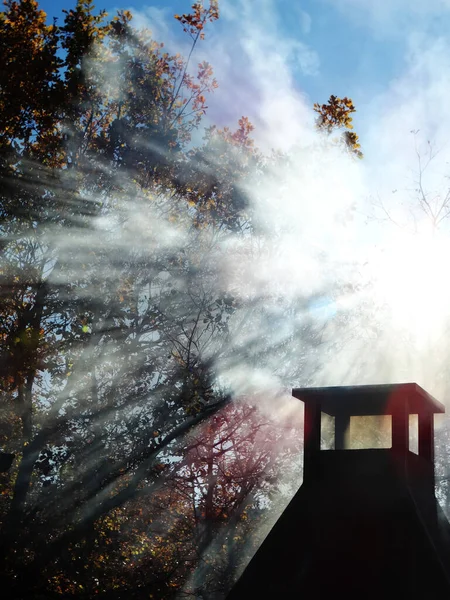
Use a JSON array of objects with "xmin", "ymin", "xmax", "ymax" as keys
[{"xmin": 370, "ymin": 227, "xmax": 450, "ymax": 343}]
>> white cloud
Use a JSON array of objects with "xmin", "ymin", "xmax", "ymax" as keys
[
  {"xmin": 118, "ymin": 1, "xmax": 450, "ymax": 397},
  {"xmin": 297, "ymin": 8, "xmax": 312, "ymax": 35},
  {"xmin": 200, "ymin": 0, "xmax": 319, "ymax": 150},
  {"xmin": 128, "ymin": 5, "xmax": 172, "ymax": 39},
  {"xmin": 128, "ymin": 0, "xmax": 319, "ymax": 150},
  {"xmin": 363, "ymin": 35, "xmax": 450, "ymax": 204},
  {"xmin": 327, "ymin": 0, "xmax": 450, "ymax": 34}
]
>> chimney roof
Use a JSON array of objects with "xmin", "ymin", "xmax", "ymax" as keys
[{"xmin": 292, "ymin": 383, "xmax": 444, "ymax": 416}]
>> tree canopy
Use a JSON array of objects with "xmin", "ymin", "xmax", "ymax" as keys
[{"xmin": 0, "ymin": 1, "xmax": 370, "ymax": 598}]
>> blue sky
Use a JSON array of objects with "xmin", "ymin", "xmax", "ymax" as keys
[
  {"xmin": 34, "ymin": 0, "xmax": 450, "ymax": 178},
  {"xmin": 35, "ymin": 0, "xmax": 410, "ymax": 137},
  {"xmin": 36, "ymin": 0, "xmax": 450, "ymax": 157}
]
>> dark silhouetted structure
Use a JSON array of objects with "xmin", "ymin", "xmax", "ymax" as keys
[{"xmin": 227, "ymin": 383, "xmax": 450, "ymax": 599}]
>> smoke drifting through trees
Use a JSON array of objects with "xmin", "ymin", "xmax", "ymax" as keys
[{"xmin": 2, "ymin": 1, "xmax": 450, "ymax": 598}]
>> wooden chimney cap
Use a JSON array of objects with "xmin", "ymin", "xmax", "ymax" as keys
[{"xmin": 292, "ymin": 383, "xmax": 445, "ymax": 417}]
